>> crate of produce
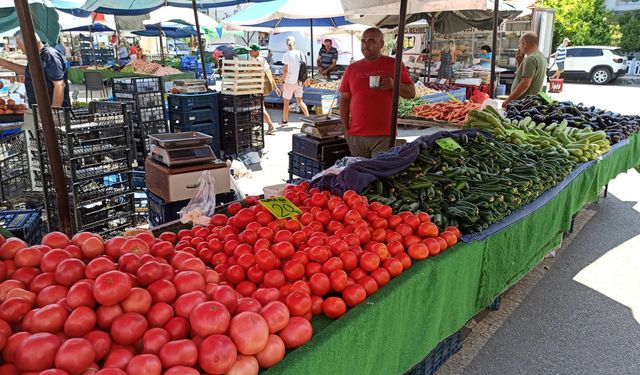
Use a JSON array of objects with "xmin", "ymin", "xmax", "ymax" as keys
[
  {"xmin": 148, "ymin": 190, "xmax": 189, "ymax": 227},
  {"xmin": 137, "ymin": 106, "xmax": 165, "ymax": 123},
  {"xmin": 219, "ymin": 93, "xmax": 263, "ymax": 113},
  {"xmin": 291, "ymin": 133, "xmax": 350, "ymax": 164},
  {"xmin": 222, "ymin": 123, "xmax": 264, "ymax": 155},
  {"xmin": 220, "ymin": 109, "xmax": 262, "ymax": 129},
  {"xmin": 167, "ymin": 92, "xmax": 219, "ymax": 112},
  {"xmin": 0, "ymin": 209, "xmax": 43, "ymax": 245},
  {"xmin": 169, "ymin": 108, "xmax": 219, "ymax": 128},
  {"xmin": 406, "ymin": 330, "xmax": 462, "ymax": 375},
  {"xmin": 288, "ymin": 152, "xmax": 334, "ymax": 181},
  {"xmin": 221, "ymin": 60, "xmax": 264, "ymax": 95},
  {"xmin": 112, "ymin": 76, "xmax": 163, "ymax": 94}
]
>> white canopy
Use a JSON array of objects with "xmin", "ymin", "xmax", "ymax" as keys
[
  {"xmin": 144, "ymin": 6, "xmax": 218, "ymax": 29},
  {"xmin": 340, "ymin": 0, "xmax": 487, "ymax": 15}
]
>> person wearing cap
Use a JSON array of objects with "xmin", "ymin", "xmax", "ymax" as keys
[
  {"xmin": 551, "ymin": 37, "xmax": 570, "ymax": 80},
  {"xmin": 249, "ymin": 44, "xmax": 280, "ymax": 135},
  {"xmin": 280, "ymin": 36, "xmax": 310, "ymax": 125},
  {"xmin": 317, "ymin": 39, "xmax": 339, "ymax": 77}
]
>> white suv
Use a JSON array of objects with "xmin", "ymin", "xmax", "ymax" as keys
[{"xmin": 549, "ymin": 46, "xmax": 628, "ymax": 85}]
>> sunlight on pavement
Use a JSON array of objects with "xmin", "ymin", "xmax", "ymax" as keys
[
  {"xmin": 608, "ymin": 169, "xmax": 640, "ymax": 214},
  {"xmin": 573, "ymin": 234, "xmax": 640, "ymax": 325}
]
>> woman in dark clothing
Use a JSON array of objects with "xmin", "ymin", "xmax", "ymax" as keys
[{"xmin": 438, "ymin": 41, "xmax": 455, "ymax": 80}]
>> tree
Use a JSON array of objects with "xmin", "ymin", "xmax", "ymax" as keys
[
  {"xmin": 543, "ymin": 0, "xmax": 613, "ymax": 47},
  {"xmin": 618, "ymin": 11, "xmax": 640, "ymax": 51}
]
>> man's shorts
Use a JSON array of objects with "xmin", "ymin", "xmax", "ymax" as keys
[
  {"xmin": 556, "ymin": 62, "xmax": 565, "ymax": 72},
  {"xmin": 282, "ymin": 83, "xmax": 303, "ymax": 100}
]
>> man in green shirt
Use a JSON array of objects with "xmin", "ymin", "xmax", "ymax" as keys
[{"xmin": 503, "ymin": 32, "xmax": 547, "ymax": 108}]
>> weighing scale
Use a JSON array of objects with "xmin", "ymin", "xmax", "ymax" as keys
[{"xmin": 149, "ymin": 132, "xmax": 217, "ymax": 167}]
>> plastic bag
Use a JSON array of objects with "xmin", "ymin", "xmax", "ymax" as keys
[{"xmin": 179, "ymin": 171, "xmax": 216, "ymax": 226}]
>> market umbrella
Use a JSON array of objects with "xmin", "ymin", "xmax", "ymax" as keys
[
  {"xmin": 0, "ymin": 0, "xmax": 78, "ymax": 44},
  {"xmin": 340, "ymin": 0, "xmax": 489, "ymax": 149}
]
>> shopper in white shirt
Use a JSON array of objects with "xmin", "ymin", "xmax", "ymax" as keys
[{"xmin": 280, "ymin": 36, "xmax": 309, "ymax": 125}]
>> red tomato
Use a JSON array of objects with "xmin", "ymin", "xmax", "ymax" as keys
[
  {"xmin": 259, "ymin": 301, "xmax": 290, "ymax": 333},
  {"xmin": 85, "ymin": 257, "xmax": 116, "ymax": 280},
  {"xmin": 120, "ymin": 237, "xmax": 150, "ymax": 256},
  {"xmin": 163, "ymin": 317, "xmax": 190, "ymax": 340},
  {"xmin": 135, "ymin": 261, "xmax": 162, "ymax": 287},
  {"xmin": 371, "ymin": 268, "xmax": 391, "ymax": 287},
  {"xmin": 55, "ymin": 338, "xmax": 95, "ymax": 374},
  {"xmin": 384, "ymin": 258, "xmax": 404, "ymax": 278},
  {"xmin": 359, "ymin": 251, "xmax": 381, "ymax": 272},
  {"xmin": 395, "ymin": 252, "xmax": 412, "ymax": 270},
  {"xmin": 110, "ymin": 312, "xmax": 148, "ymax": 345},
  {"xmin": 342, "ymin": 283, "xmax": 365, "ymax": 306},
  {"xmin": 146, "ymin": 302, "xmax": 174, "ymax": 328},
  {"xmin": 14, "ymin": 332, "xmax": 61, "ymax": 372},
  {"xmin": 251, "ymin": 288, "xmax": 280, "ymax": 306},
  {"xmin": 164, "ymin": 366, "xmax": 200, "ymax": 375},
  {"xmin": 444, "ymin": 226, "xmax": 462, "ymax": 239},
  {"xmin": 84, "ymin": 330, "xmax": 112, "ymax": 361},
  {"xmin": 329, "ymin": 270, "xmax": 348, "ymax": 292},
  {"xmin": 150, "ymin": 241, "xmax": 174, "ymax": 259},
  {"xmin": 198, "ymin": 334, "xmax": 237, "ymax": 373},
  {"xmin": 142, "ymin": 328, "xmax": 170, "ymax": 355},
  {"xmin": 246, "ymin": 265, "xmax": 265, "ymax": 284},
  {"xmin": 189, "ymin": 301, "xmax": 230, "ymax": 337},
  {"xmin": 31, "ymin": 303, "xmax": 69, "ymax": 333},
  {"xmin": 255, "ymin": 249, "xmax": 277, "ymax": 271},
  {"xmin": 3, "ymin": 331, "xmax": 29, "ymax": 364},
  {"xmin": 278, "ymin": 316, "xmax": 312, "ymax": 349},
  {"xmin": 93, "ymin": 271, "xmax": 131, "ymax": 306},
  {"xmin": 408, "ymin": 243, "xmax": 429, "ymax": 260},
  {"xmin": 126, "ymin": 354, "xmax": 162, "ymax": 375},
  {"xmin": 147, "ymin": 279, "xmax": 177, "ymax": 304},
  {"xmin": 308, "ymin": 273, "xmax": 330, "ymax": 296},
  {"xmin": 0, "ymin": 237, "xmax": 27, "ymax": 260},
  {"xmin": 235, "ymin": 297, "xmax": 262, "ymax": 314},
  {"xmin": 283, "ymin": 259, "xmax": 305, "ymax": 282},
  {"xmin": 423, "ymin": 238, "xmax": 440, "ymax": 256},
  {"xmin": 28, "ymin": 272, "xmax": 55, "ymax": 294},
  {"xmin": 225, "ymin": 265, "xmax": 246, "ymax": 285},
  {"xmin": 357, "ymin": 276, "xmax": 379, "ymax": 296},
  {"xmin": 263, "ymin": 269, "xmax": 286, "ymax": 288},
  {"xmin": 159, "ymin": 339, "xmax": 198, "ymax": 368},
  {"xmin": 229, "ymin": 312, "xmax": 269, "ymax": 355},
  {"xmin": 322, "ymin": 296, "xmax": 347, "ymax": 319},
  {"xmin": 213, "ymin": 285, "xmax": 238, "ymax": 314},
  {"xmin": 103, "ymin": 348, "xmax": 134, "ymax": 370},
  {"xmin": 42, "ymin": 232, "xmax": 70, "ymax": 249},
  {"xmin": 285, "ymin": 290, "xmax": 311, "ymax": 317},
  {"xmin": 417, "ymin": 222, "xmax": 439, "ymax": 238},
  {"xmin": 11, "ymin": 266, "xmax": 40, "ymax": 287},
  {"xmin": 435, "ymin": 237, "xmax": 448, "ymax": 252},
  {"xmin": 14, "ymin": 247, "xmax": 42, "ymax": 268},
  {"xmin": 96, "ymin": 304, "xmax": 123, "ymax": 330},
  {"xmin": 440, "ymin": 231, "xmax": 458, "ymax": 247},
  {"xmin": 253, "ymin": 334, "xmax": 285, "ymax": 369},
  {"xmin": 271, "ymin": 241, "xmax": 295, "ymax": 259},
  {"xmin": 81, "ymin": 236, "xmax": 105, "ymax": 259},
  {"xmin": 64, "ymin": 306, "xmax": 97, "ymax": 337}
]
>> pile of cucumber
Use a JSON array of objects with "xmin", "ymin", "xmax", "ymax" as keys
[
  {"xmin": 465, "ymin": 107, "xmax": 611, "ymax": 163},
  {"xmin": 364, "ymin": 134, "xmax": 574, "ymax": 233}
]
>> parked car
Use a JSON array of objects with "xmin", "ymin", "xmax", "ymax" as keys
[
  {"xmin": 166, "ymin": 41, "xmax": 192, "ymax": 56},
  {"xmin": 549, "ymin": 46, "xmax": 628, "ymax": 85}
]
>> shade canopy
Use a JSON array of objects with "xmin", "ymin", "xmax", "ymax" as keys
[
  {"xmin": 0, "ymin": 0, "xmax": 80, "ymax": 43},
  {"xmin": 340, "ymin": 0, "xmax": 487, "ymax": 15},
  {"xmin": 132, "ymin": 23, "xmax": 198, "ymax": 38},
  {"xmin": 62, "ymin": 22, "xmax": 113, "ymax": 32},
  {"xmin": 145, "ymin": 6, "xmax": 218, "ymax": 29},
  {"xmin": 59, "ymin": 0, "xmax": 275, "ymax": 16}
]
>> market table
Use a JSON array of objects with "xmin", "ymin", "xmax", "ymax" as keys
[
  {"xmin": 259, "ymin": 133, "xmax": 640, "ymax": 375},
  {"xmin": 67, "ymin": 67, "xmax": 195, "ymax": 86}
]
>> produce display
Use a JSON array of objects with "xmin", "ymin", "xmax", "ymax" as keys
[
  {"xmin": 411, "ymin": 101, "xmax": 481, "ymax": 124},
  {"xmin": 423, "ymin": 81, "xmax": 458, "ymax": 92},
  {"xmin": 305, "ymin": 79, "xmax": 341, "ymax": 91},
  {"xmin": 0, "ymin": 98, "xmax": 26, "ymax": 115},
  {"xmin": 125, "ymin": 60, "xmax": 183, "ymax": 76},
  {"xmin": 466, "ymin": 107, "xmax": 611, "ymax": 163},
  {"xmin": 398, "ymin": 97, "xmax": 427, "ymax": 118},
  {"xmin": 414, "ymin": 85, "xmax": 441, "ymax": 98},
  {"xmin": 0, "ymin": 183, "xmax": 461, "ymax": 374},
  {"xmin": 506, "ymin": 95, "xmax": 640, "ymax": 144},
  {"xmin": 364, "ymin": 134, "xmax": 574, "ymax": 233}
]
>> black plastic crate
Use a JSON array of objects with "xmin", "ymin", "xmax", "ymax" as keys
[
  {"xmin": 288, "ymin": 152, "xmax": 333, "ymax": 181},
  {"xmin": 291, "ymin": 133, "xmax": 350, "ymax": 164},
  {"xmin": 89, "ymin": 100, "xmax": 135, "ymax": 115},
  {"xmin": 137, "ymin": 106, "xmax": 166, "ymax": 123},
  {"xmin": 220, "ymin": 93, "xmax": 263, "ymax": 113},
  {"xmin": 220, "ymin": 109, "xmax": 262, "ymax": 129},
  {"xmin": 148, "ymin": 191, "xmax": 189, "ymax": 227},
  {"xmin": 222, "ymin": 124, "xmax": 264, "ymax": 155},
  {"xmin": 168, "ymin": 92, "xmax": 219, "ymax": 112},
  {"xmin": 406, "ymin": 330, "xmax": 463, "ymax": 375},
  {"xmin": 0, "ymin": 209, "xmax": 43, "ymax": 245},
  {"xmin": 134, "ymin": 120, "xmax": 169, "ymax": 138},
  {"xmin": 112, "ymin": 77, "xmax": 163, "ymax": 94},
  {"xmin": 169, "ymin": 108, "xmax": 219, "ymax": 128},
  {"xmin": 114, "ymin": 92, "xmax": 164, "ymax": 111}
]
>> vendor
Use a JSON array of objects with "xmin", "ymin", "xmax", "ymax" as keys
[
  {"xmin": 437, "ymin": 41, "xmax": 455, "ymax": 81},
  {"xmin": 117, "ymin": 42, "xmax": 129, "ymax": 65},
  {"xmin": 317, "ymin": 39, "xmax": 339, "ymax": 77},
  {"xmin": 0, "ymin": 30, "xmax": 70, "ymax": 132},
  {"xmin": 478, "ymin": 45, "xmax": 492, "ymax": 67}
]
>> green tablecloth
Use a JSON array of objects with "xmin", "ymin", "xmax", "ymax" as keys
[
  {"xmin": 67, "ymin": 68, "xmax": 195, "ymax": 85},
  {"xmin": 264, "ymin": 134, "xmax": 640, "ymax": 375}
]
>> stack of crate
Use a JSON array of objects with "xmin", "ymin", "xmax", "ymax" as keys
[
  {"xmin": 0, "ymin": 131, "xmax": 31, "ymax": 205},
  {"xmin": 219, "ymin": 94, "xmax": 264, "ymax": 156},
  {"xmin": 112, "ymin": 77, "xmax": 168, "ymax": 167},
  {"xmin": 34, "ymin": 106, "xmax": 136, "ymax": 237},
  {"xmin": 0, "ymin": 209, "xmax": 43, "ymax": 245},
  {"xmin": 167, "ymin": 92, "xmax": 221, "ymax": 156},
  {"xmin": 220, "ymin": 59, "xmax": 264, "ymax": 96},
  {"xmin": 289, "ymin": 133, "xmax": 350, "ymax": 181}
]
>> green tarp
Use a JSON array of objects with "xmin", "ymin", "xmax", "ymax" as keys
[
  {"xmin": 263, "ymin": 134, "xmax": 640, "ymax": 375},
  {"xmin": 0, "ymin": 3, "xmax": 59, "ymax": 45}
]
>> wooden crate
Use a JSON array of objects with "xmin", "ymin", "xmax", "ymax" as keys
[{"xmin": 221, "ymin": 60, "xmax": 264, "ymax": 95}]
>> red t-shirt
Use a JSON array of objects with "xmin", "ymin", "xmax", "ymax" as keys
[{"xmin": 340, "ymin": 56, "xmax": 412, "ymax": 136}]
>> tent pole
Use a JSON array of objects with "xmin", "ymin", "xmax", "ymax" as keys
[
  {"xmin": 389, "ymin": 0, "xmax": 408, "ymax": 149},
  {"xmin": 423, "ymin": 19, "xmax": 428, "ymax": 83},
  {"xmin": 310, "ymin": 19, "xmax": 314, "ymax": 77},
  {"xmin": 90, "ymin": 13, "xmax": 97, "ymax": 69},
  {"xmin": 15, "ymin": 0, "xmax": 72, "ymax": 235},
  {"xmin": 490, "ymin": 0, "xmax": 499, "ymax": 98},
  {"xmin": 157, "ymin": 24, "xmax": 165, "ymax": 66},
  {"xmin": 427, "ymin": 14, "xmax": 434, "ymax": 82},
  {"xmin": 191, "ymin": 0, "xmax": 208, "ymax": 88}
]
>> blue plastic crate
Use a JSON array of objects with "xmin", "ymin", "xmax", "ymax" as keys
[
  {"xmin": 406, "ymin": 330, "xmax": 463, "ymax": 375},
  {"xmin": 167, "ymin": 92, "xmax": 219, "ymax": 112},
  {"xmin": 180, "ymin": 56, "xmax": 197, "ymax": 70},
  {"xmin": 0, "ymin": 209, "xmax": 43, "ymax": 245},
  {"xmin": 132, "ymin": 169, "xmax": 145, "ymax": 189}
]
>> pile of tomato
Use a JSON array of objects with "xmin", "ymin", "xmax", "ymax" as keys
[{"xmin": 0, "ymin": 182, "xmax": 460, "ymax": 375}]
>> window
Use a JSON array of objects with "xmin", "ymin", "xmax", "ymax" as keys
[
  {"xmin": 611, "ymin": 48, "xmax": 625, "ymax": 57},
  {"xmin": 569, "ymin": 48, "xmax": 604, "ymax": 58}
]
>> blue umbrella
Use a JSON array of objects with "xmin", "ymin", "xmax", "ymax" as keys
[
  {"xmin": 132, "ymin": 24, "xmax": 198, "ymax": 38},
  {"xmin": 62, "ymin": 22, "xmax": 114, "ymax": 32}
]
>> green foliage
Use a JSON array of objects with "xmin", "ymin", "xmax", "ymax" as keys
[
  {"xmin": 618, "ymin": 11, "xmax": 640, "ymax": 51},
  {"xmin": 543, "ymin": 0, "xmax": 613, "ymax": 46}
]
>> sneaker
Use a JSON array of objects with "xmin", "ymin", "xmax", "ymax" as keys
[
  {"xmin": 266, "ymin": 128, "xmax": 275, "ymax": 135},
  {"xmin": 279, "ymin": 120, "xmax": 288, "ymax": 127}
]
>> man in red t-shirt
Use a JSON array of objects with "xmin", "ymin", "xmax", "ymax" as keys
[{"xmin": 340, "ymin": 27, "xmax": 415, "ymax": 158}]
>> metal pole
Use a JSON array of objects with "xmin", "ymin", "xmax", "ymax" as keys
[
  {"xmin": 192, "ymin": 0, "xmax": 208, "ymax": 88},
  {"xmin": 389, "ymin": 0, "xmax": 408, "ymax": 149},
  {"xmin": 15, "ymin": 0, "xmax": 72, "ymax": 234},
  {"xmin": 157, "ymin": 24, "xmax": 165, "ymax": 65},
  {"xmin": 427, "ymin": 14, "xmax": 434, "ymax": 82},
  {"xmin": 310, "ymin": 19, "xmax": 314, "ymax": 77},
  {"xmin": 490, "ymin": 0, "xmax": 499, "ymax": 98}
]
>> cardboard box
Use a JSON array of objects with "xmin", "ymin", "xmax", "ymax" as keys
[{"xmin": 145, "ymin": 158, "xmax": 231, "ymax": 203}]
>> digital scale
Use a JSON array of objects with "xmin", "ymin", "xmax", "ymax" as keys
[
  {"xmin": 300, "ymin": 115, "xmax": 344, "ymax": 139},
  {"xmin": 149, "ymin": 132, "xmax": 216, "ymax": 167}
]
